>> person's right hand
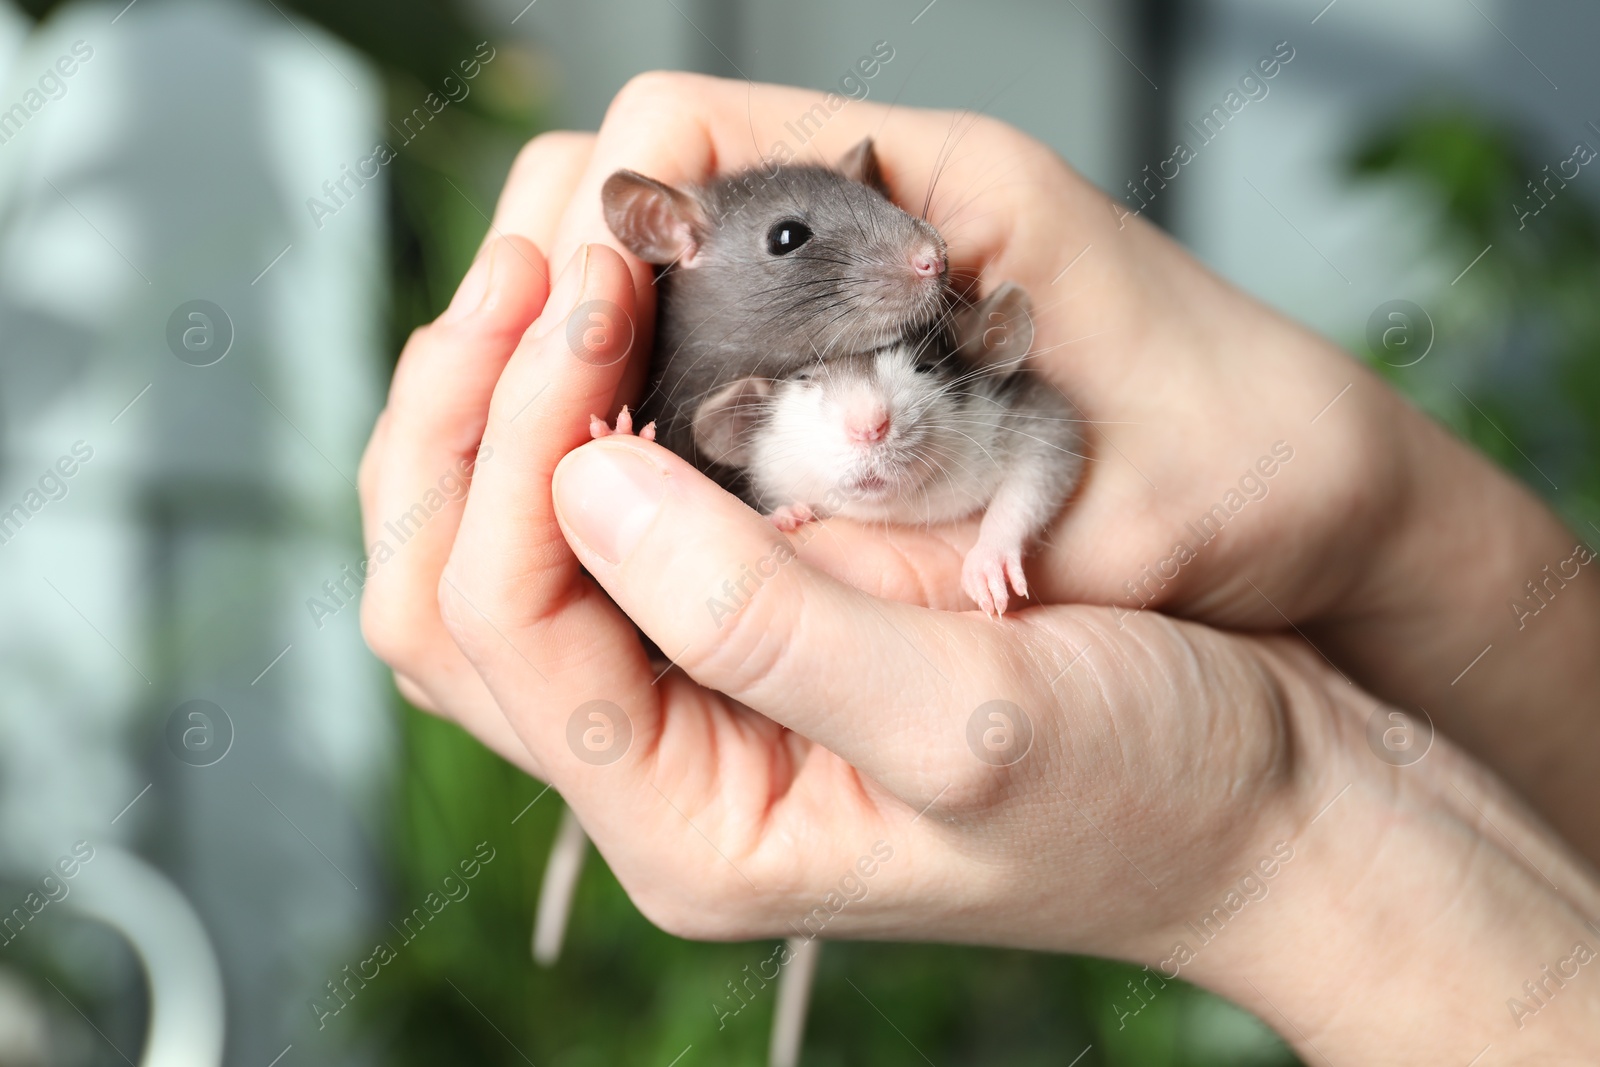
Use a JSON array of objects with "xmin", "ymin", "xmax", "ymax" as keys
[
  {"xmin": 368, "ymin": 237, "xmax": 1600, "ymax": 1065},
  {"xmin": 457, "ymin": 73, "xmax": 1600, "ymax": 861}
]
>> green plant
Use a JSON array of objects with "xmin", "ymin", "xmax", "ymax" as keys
[{"xmin": 1349, "ymin": 106, "xmax": 1600, "ymax": 533}]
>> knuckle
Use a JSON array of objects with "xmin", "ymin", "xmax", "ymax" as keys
[
  {"xmin": 608, "ymin": 70, "xmax": 698, "ymax": 120},
  {"xmin": 970, "ymin": 112, "xmax": 1035, "ymax": 159},
  {"xmin": 987, "ymin": 114, "xmax": 1030, "ymax": 148},
  {"xmin": 356, "ymin": 408, "xmax": 390, "ymax": 498},
  {"xmin": 359, "ymin": 589, "xmax": 412, "ymax": 669},
  {"xmin": 627, "ymin": 891, "xmax": 710, "ymax": 940},
  {"xmin": 625, "ymin": 872, "xmax": 764, "ymax": 942},
  {"xmin": 509, "ymin": 130, "xmax": 593, "ymax": 182},
  {"xmin": 435, "ymin": 567, "xmax": 481, "ymax": 653},
  {"xmin": 1259, "ymin": 396, "xmax": 1395, "ymax": 565},
  {"xmin": 939, "ymin": 638, "xmax": 1058, "ymax": 814},
  {"xmin": 680, "ymin": 571, "xmax": 805, "ymax": 700},
  {"xmin": 394, "ymin": 324, "xmax": 432, "ymax": 370},
  {"xmin": 1326, "ymin": 406, "xmax": 1393, "ymax": 506},
  {"xmin": 383, "ymin": 327, "xmax": 448, "ymax": 421},
  {"xmin": 931, "ymin": 762, "xmax": 1022, "ymax": 817},
  {"xmin": 388, "ymin": 325, "xmax": 438, "ymax": 397},
  {"xmin": 435, "ymin": 563, "xmax": 514, "ymax": 664}
]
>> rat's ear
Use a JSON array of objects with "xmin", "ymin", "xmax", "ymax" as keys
[
  {"xmin": 835, "ymin": 138, "xmax": 889, "ymax": 196},
  {"xmin": 601, "ymin": 169, "xmax": 709, "ymax": 266},
  {"xmin": 691, "ymin": 377, "xmax": 773, "ymax": 468},
  {"xmin": 953, "ymin": 282, "xmax": 1035, "ymax": 371}
]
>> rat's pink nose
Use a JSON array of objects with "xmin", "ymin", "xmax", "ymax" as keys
[
  {"xmin": 846, "ymin": 406, "xmax": 891, "ymax": 444},
  {"xmin": 910, "ymin": 246, "xmax": 945, "ymax": 279}
]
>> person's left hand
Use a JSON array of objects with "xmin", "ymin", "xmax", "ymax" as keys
[
  {"xmin": 375, "ymin": 242, "xmax": 1308, "ymax": 950},
  {"xmin": 360, "ymin": 235, "xmax": 1600, "ymax": 1064}
]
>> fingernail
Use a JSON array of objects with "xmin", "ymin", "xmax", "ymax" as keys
[
  {"xmin": 555, "ymin": 444, "xmax": 665, "ymax": 565},
  {"xmin": 533, "ymin": 245, "xmax": 590, "ymax": 339},
  {"xmin": 440, "ymin": 241, "xmax": 498, "ymax": 322}
]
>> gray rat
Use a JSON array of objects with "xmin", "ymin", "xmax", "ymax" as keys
[
  {"xmin": 600, "ymin": 139, "xmax": 951, "ymax": 475},
  {"xmin": 680, "ymin": 283, "xmax": 1083, "ymax": 616}
]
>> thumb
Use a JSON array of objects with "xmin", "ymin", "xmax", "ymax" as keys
[{"xmin": 551, "ymin": 436, "xmax": 1011, "ymax": 775}]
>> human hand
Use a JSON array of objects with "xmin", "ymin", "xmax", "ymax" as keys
[
  {"xmin": 465, "ymin": 73, "xmax": 1600, "ymax": 861},
  {"xmin": 394, "ymin": 242, "xmax": 1600, "ymax": 1065},
  {"xmin": 354, "ymin": 79, "xmax": 1600, "ymax": 1061}
]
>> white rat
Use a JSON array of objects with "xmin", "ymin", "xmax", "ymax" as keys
[{"xmin": 600, "ymin": 283, "xmax": 1085, "ymax": 615}]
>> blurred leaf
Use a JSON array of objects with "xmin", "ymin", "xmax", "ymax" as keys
[
  {"xmin": 1350, "ymin": 108, "xmax": 1524, "ymax": 241},
  {"xmin": 1349, "ymin": 105, "xmax": 1600, "ymax": 529}
]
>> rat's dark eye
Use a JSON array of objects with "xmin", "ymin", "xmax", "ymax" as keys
[
  {"xmin": 914, "ymin": 360, "xmax": 939, "ymax": 374},
  {"xmin": 767, "ymin": 219, "xmax": 812, "ymax": 255}
]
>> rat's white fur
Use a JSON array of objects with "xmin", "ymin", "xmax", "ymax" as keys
[{"xmin": 745, "ymin": 343, "xmax": 1083, "ymax": 614}]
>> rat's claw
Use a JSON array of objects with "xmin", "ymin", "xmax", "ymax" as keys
[
  {"xmin": 767, "ymin": 503, "xmax": 816, "ymax": 533},
  {"xmin": 962, "ymin": 541, "xmax": 1026, "ymax": 618},
  {"xmin": 989, "ymin": 569, "xmax": 1011, "ymax": 617},
  {"xmin": 961, "ymin": 553, "xmax": 999, "ymax": 617},
  {"xmin": 1005, "ymin": 553, "xmax": 1029, "ymax": 601},
  {"xmin": 591, "ymin": 405, "xmax": 654, "ymax": 441}
]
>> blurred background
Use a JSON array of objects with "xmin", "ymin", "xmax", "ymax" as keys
[{"xmin": 0, "ymin": 0, "xmax": 1595, "ymax": 1063}]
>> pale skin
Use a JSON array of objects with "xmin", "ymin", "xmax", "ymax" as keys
[{"xmin": 357, "ymin": 74, "xmax": 1600, "ymax": 1061}]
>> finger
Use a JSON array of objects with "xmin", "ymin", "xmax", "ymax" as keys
[
  {"xmin": 481, "ymin": 131, "xmax": 596, "ymax": 256},
  {"xmin": 441, "ymin": 243, "xmax": 662, "ymax": 784},
  {"xmin": 448, "ymin": 244, "xmax": 642, "ymax": 597},
  {"xmin": 549, "ymin": 434, "xmax": 1021, "ymax": 782},
  {"xmin": 360, "ymin": 234, "xmax": 550, "ymax": 771}
]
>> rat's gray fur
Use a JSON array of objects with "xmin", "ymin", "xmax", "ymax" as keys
[{"xmin": 602, "ymin": 142, "xmax": 951, "ymax": 481}]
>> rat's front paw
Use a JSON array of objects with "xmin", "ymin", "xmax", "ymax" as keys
[
  {"xmin": 962, "ymin": 540, "xmax": 1028, "ymax": 617},
  {"xmin": 589, "ymin": 405, "xmax": 657, "ymax": 442},
  {"xmin": 767, "ymin": 503, "xmax": 816, "ymax": 533}
]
